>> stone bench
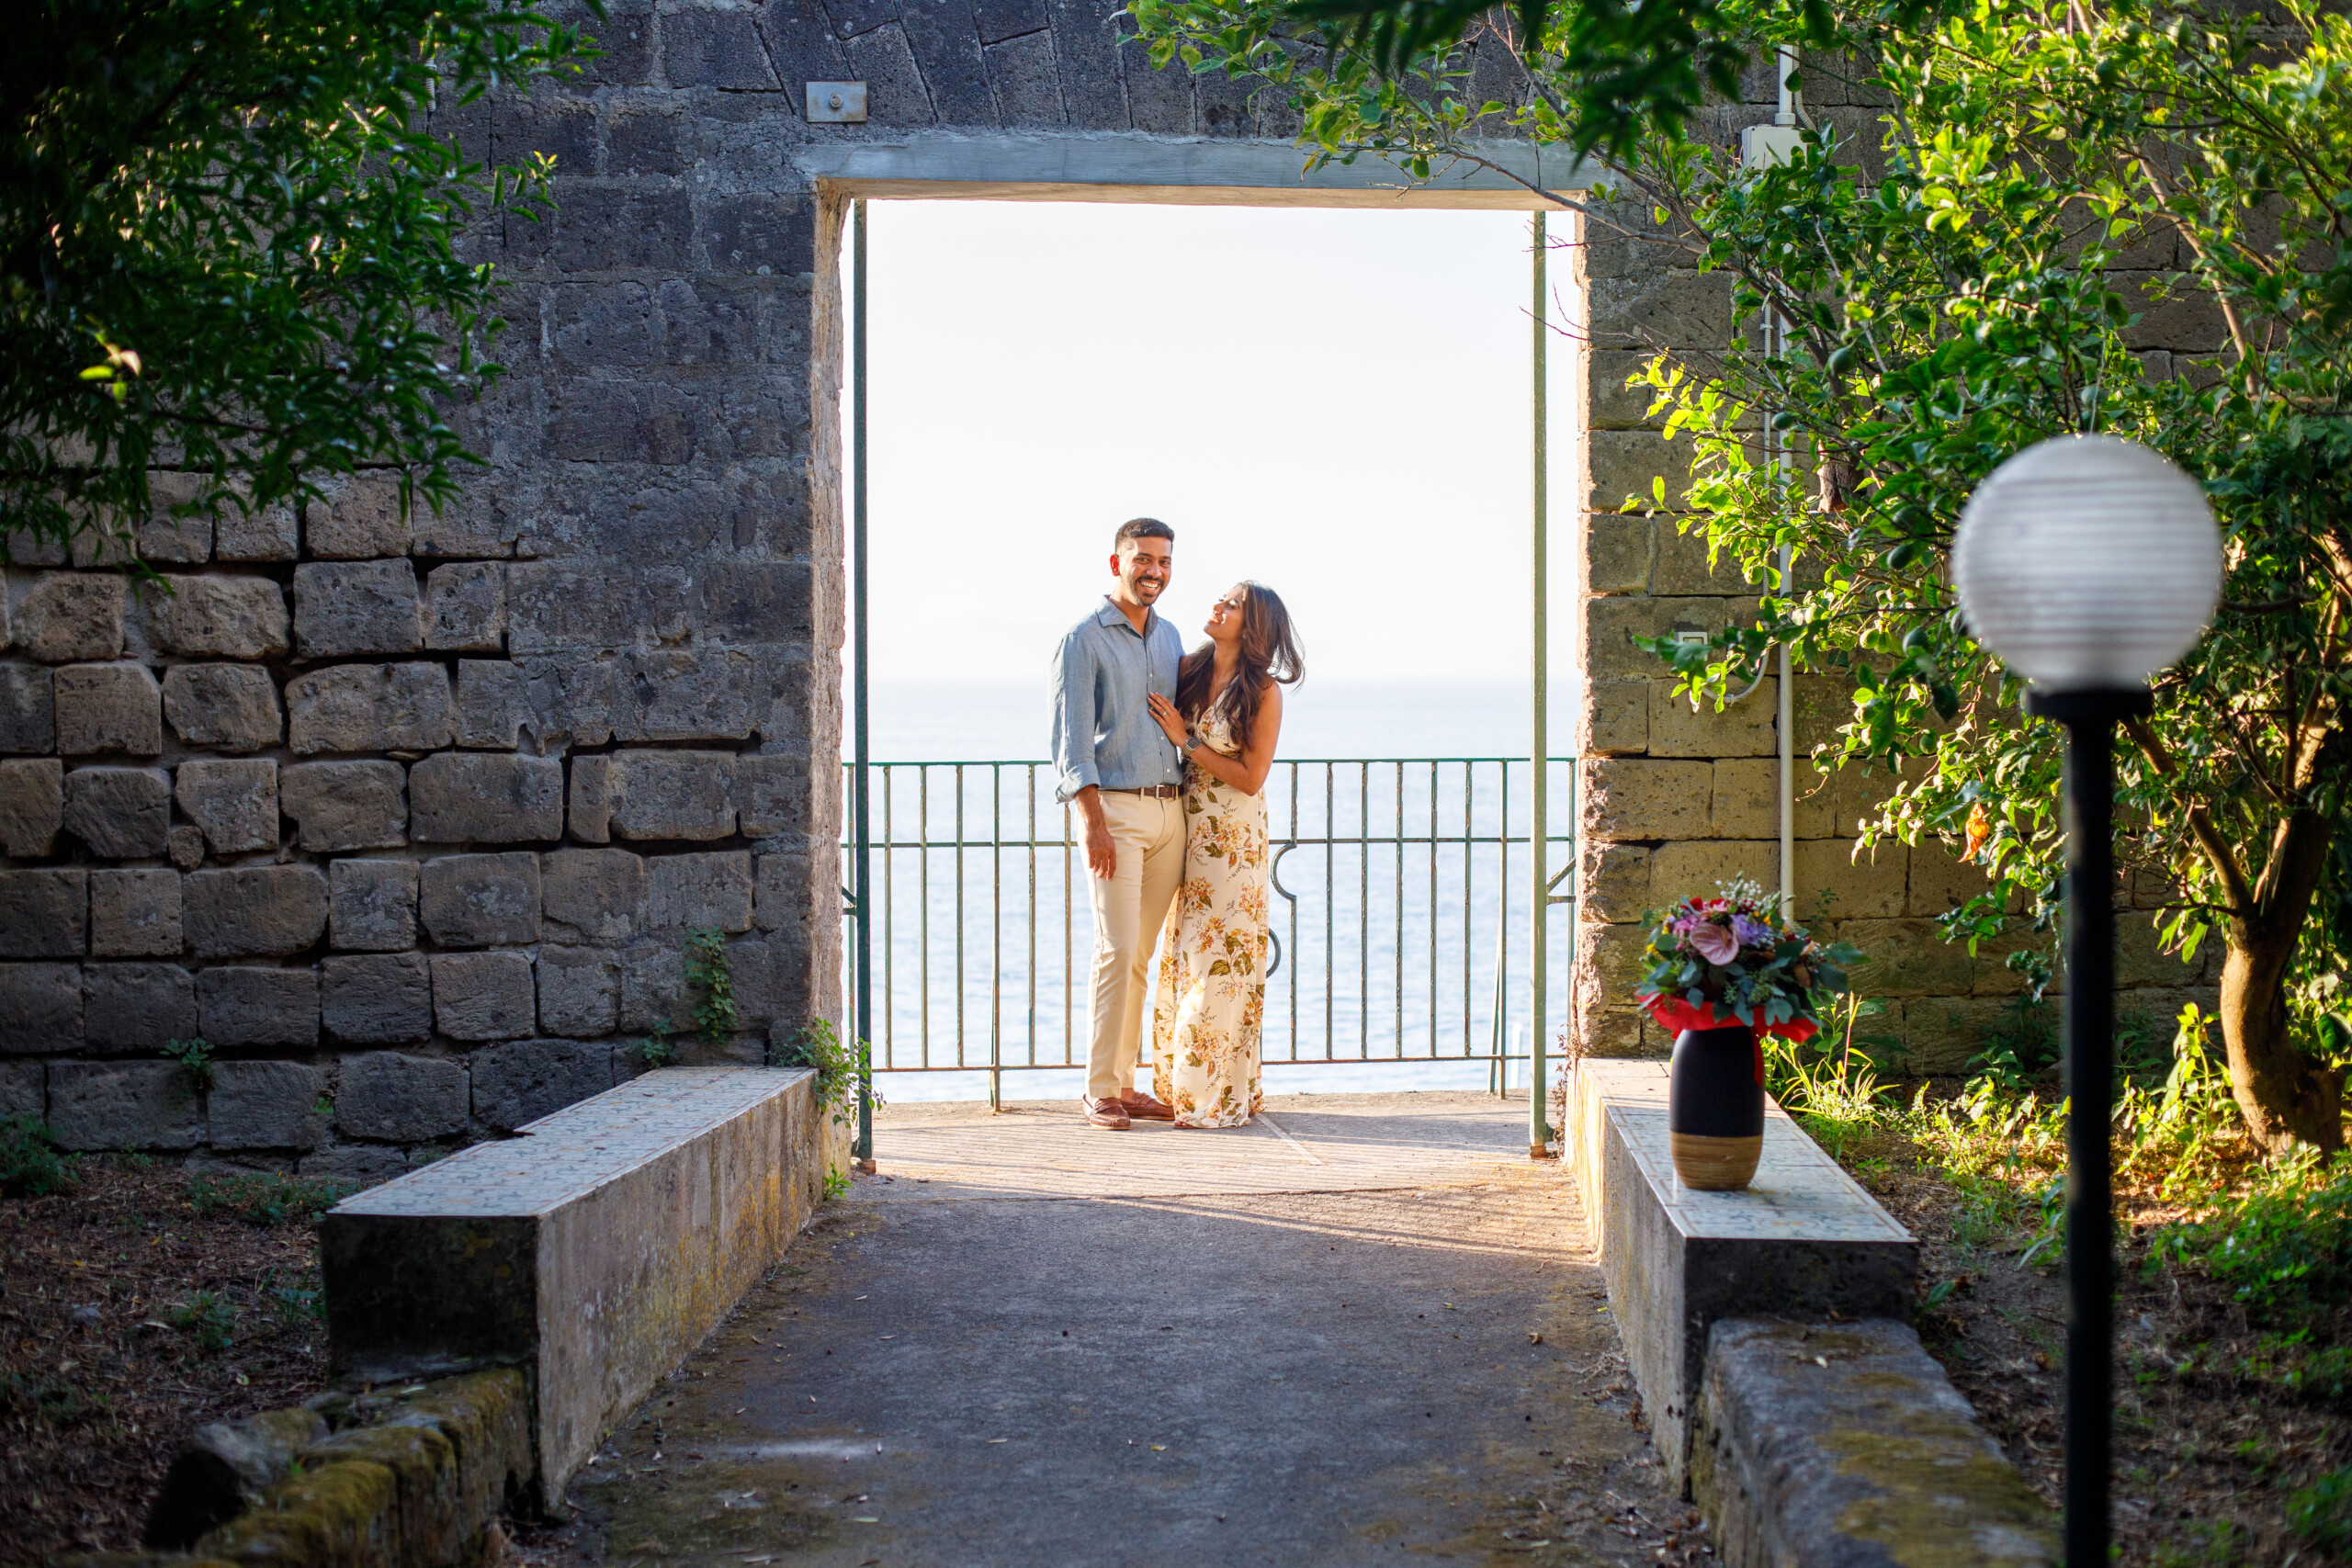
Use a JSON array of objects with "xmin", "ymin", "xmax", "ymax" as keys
[
  {"xmin": 1561, "ymin": 1059, "xmax": 1918, "ymax": 1485},
  {"xmin": 321, "ymin": 1066, "xmax": 831, "ymax": 1503}
]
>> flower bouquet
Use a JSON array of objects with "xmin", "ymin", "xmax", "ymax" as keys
[
  {"xmin": 1633, "ymin": 879, "xmax": 1859, "ymax": 1043},
  {"xmin": 1632, "ymin": 879, "xmax": 1860, "ymax": 1191}
]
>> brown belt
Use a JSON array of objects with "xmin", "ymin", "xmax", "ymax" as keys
[{"xmin": 1103, "ymin": 784, "xmax": 1182, "ymax": 798}]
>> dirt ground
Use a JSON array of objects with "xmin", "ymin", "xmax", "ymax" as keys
[
  {"xmin": 0, "ymin": 1159, "xmax": 334, "ymax": 1566},
  {"xmin": 1853, "ymin": 1127, "xmax": 2350, "ymax": 1567}
]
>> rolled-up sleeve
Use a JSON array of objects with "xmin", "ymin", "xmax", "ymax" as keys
[{"xmin": 1050, "ymin": 626, "xmax": 1098, "ymax": 803}]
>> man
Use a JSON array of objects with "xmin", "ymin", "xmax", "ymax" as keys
[{"xmin": 1051, "ymin": 518, "xmax": 1186, "ymax": 1131}]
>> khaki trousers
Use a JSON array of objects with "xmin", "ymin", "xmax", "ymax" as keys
[{"xmin": 1084, "ymin": 791, "xmax": 1186, "ymax": 1104}]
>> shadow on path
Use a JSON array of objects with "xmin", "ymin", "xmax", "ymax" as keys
[{"xmin": 542, "ymin": 1093, "xmax": 1707, "ymax": 1568}]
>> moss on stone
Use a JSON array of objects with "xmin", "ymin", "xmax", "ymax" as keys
[{"xmin": 200, "ymin": 1458, "xmax": 398, "ymax": 1567}]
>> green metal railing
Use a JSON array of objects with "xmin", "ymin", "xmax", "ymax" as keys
[{"xmin": 840, "ymin": 758, "xmax": 1576, "ymax": 1111}]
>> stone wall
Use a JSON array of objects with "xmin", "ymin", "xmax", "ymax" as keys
[
  {"xmin": 0, "ymin": 0, "xmax": 1461, "ymax": 1168},
  {"xmin": 1566, "ymin": 56, "xmax": 2219, "ymax": 1071}
]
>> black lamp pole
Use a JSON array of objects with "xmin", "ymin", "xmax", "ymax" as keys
[{"xmin": 2023, "ymin": 684, "xmax": 2153, "ymax": 1568}]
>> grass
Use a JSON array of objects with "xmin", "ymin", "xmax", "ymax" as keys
[
  {"xmin": 185, "ymin": 1172, "xmax": 350, "ymax": 1227},
  {"xmin": 0, "ymin": 1116, "xmax": 79, "ymax": 1199}
]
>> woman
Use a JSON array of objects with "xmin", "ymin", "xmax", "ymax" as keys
[{"xmin": 1144, "ymin": 582, "xmax": 1304, "ymax": 1128}]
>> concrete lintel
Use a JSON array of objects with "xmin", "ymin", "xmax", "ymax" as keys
[
  {"xmin": 1562, "ymin": 1059, "xmax": 1917, "ymax": 1490},
  {"xmin": 799, "ymin": 131, "xmax": 1600, "ymax": 208}
]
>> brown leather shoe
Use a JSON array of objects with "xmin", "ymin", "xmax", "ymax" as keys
[
  {"xmin": 1084, "ymin": 1097, "xmax": 1131, "ymax": 1130},
  {"xmin": 1119, "ymin": 1089, "xmax": 1175, "ymax": 1121}
]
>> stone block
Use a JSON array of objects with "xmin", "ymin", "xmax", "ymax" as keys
[
  {"xmin": 138, "ymin": 473, "xmax": 215, "ymax": 563},
  {"xmin": 1584, "ymin": 758, "xmax": 1714, "ymax": 842},
  {"xmin": 567, "ymin": 753, "xmax": 614, "ymax": 842},
  {"xmin": 17, "ymin": 572, "xmax": 126, "ymax": 660},
  {"xmin": 0, "ymin": 963, "xmax": 84, "ymax": 1052},
  {"xmin": 609, "ymin": 750, "xmax": 736, "ymax": 840},
  {"xmin": 280, "ymin": 760, "xmax": 408, "ymax": 852},
  {"xmin": 169, "ymin": 825, "xmax": 204, "ymax": 869},
  {"xmin": 647, "ymin": 851, "xmax": 753, "ymax": 933},
  {"xmin": 542, "ymin": 848, "xmax": 648, "ymax": 942},
  {"xmin": 2117, "ymin": 910, "xmax": 2204, "ymax": 989},
  {"xmin": 1794, "ymin": 838, "xmax": 1908, "ymax": 920},
  {"xmin": 1560, "ymin": 1061, "xmax": 1917, "ymax": 1486},
  {"xmin": 0, "ymin": 1061, "xmax": 41, "ymax": 1119},
  {"xmin": 609, "ymin": 649, "xmax": 762, "ymax": 744},
  {"xmin": 323, "ymin": 952, "xmax": 435, "ymax": 1044},
  {"xmin": 331, "ymin": 859, "xmax": 419, "ymax": 952},
  {"xmin": 423, "ymin": 562, "xmax": 506, "ymax": 652},
  {"xmin": 287, "ymin": 662, "xmax": 455, "ymax": 753},
  {"xmin": 162, "ymin": 663, "xmax": 284, "ymax": 751},
  {"xmin": 1650, "ymin": 840, "xmax": 1778, "ymax": 905},
  {"xmin": 456, "ymin": 660, "xmax": 528, "ymax": 748},
  {"xmin": 89, "ymin": 868, "xmax": 182, "ymax": 957},
  {"xmin": 409, "ymin": 752, "xmax": 564, "ymax": 843},
  {"xmin": 147, "ymin": 576, "xmax": 289, "ymax": 659},
  {"xmin": 48, "ymin": 1061, "xmax": 203, "ymax": 1150},
  {"xmin": 1580, "ymin": 842, "xmax": 1653, "ymax": 924},
  {"xmin": 300, "ymin": 1145, "xmax": 410, "ymax": 1186},
  {"xmin": 1707, "ymin": 759, "xmax": 1778, "ymax": 840},
  {"xmin": 85, "ymin": 963, "xmax": 198, "ymax": 1052},
  {"xmin": 2, "ymin": 528, "xmax": 67, "ymax": 567},
  {"xmin": 214, "ymin": 502, "xmax": 298, "ymax": 561},
  {"xmin": 734, "ymin": 754, "xmax": 802, "ymax": 839},
  {"xmin": 334, "ymin": 1052, "xmax": 470, "ymax": 1142},
  {"xmin": 0, "ymin": 757, "xmax": 62, "ymax": 855},
  {"xmin": 1693, "ymin": 1318, "xmax": 2055, "ymax": 1567},
  {"xmin": 1898, "ymin": 996, "xmax": 2025, "ymax": 1076},
  {"xmin": 175, "ymin": 758, "xmax": 280, "ymax": 854},
  {"xmin": 724, "ymin": 937, "xmax": 797, "ymax": 1029},
  {"xmin": 1576, "ymin": 1001, "xmax": 1653, "ymax": 1061},
  {"xmin": 0, "ymin": 663, "xmax": 55, "ymax": 751},
  {"xmin": 432, "ymin": 951, "xmax": 537, "ymax": 1040},
  {"xmin": 420, "ymin": 852, "xmax": 541, "ymax": 947},
  {"xmin": 294, "ymin": 560, "xmax": 423, "ymax": 656},
  {"xmin": 320, "ymin": 1068, "xmax": 824, "ymax": 1500},
  {"xmin": 55, "ymin": 661, "xmax": 162, "ymax": 754},
  {"xmin": 1589, "ymin": 429, "xmax": 1694, "ymax": 513},
  {"xmin": 1585, "ymin": 516, "xmax": 1655, "ymax": 595},
  {"xmin": 198, "ymin": 965, "xmax": 321, "ymax": 1047},
  {"xmin": 752, "ymin": 850, "xmax": 805, "ymax": 934},
  {"xmin": 1839, "ymin": 918, "xmax": 1977, "ymax": 998},
  {"xmin": 1583, "ymin": 595, "xmax": 1759, "ymax": 684},
  {"xmin": 663, "ymin": 6, "xmax": 781, "ymax": 87},
  {"xmin": 1649, "ymin": 679, "xmax": 1778, "ymax": 760},
  {"xmin": 307, "ymin": 472, "xmax": 413, "ymax": 558},
  {"xmin": 62, "ymin": 765, "xmax": 173, "ymax": 857},
  {"xmin": 1652, "ymin": 520, "xmax": 1756, "ymax": 596},
  {"xmin": 537, "ymin": 946, "xmax": 620, "ymax": 1038},
  {"xmin": 209, "ymin": 1060, "xmax": 328, "ymax": 1151},
  {"xmin": 469, "ymin": 1039, "xmax": 616, "ymax": 1131},
  {"xmin": 0, "ymin": 869, "xmax": 86, "ymax": 958},
  {"xmin": 1570, "ymin": 921, "xmax": 1654, "ymax": 1021},
  {"xmin": 619, "ymin": 941, "xmax": 691, "ymax": 1033},
  {"xmin": 185, "ymin": 864, "xmax": 330, "ymax": 957},
  {"xmin": 1575, "ymin": 677, "xmax": 1646, "ymax": 758}
]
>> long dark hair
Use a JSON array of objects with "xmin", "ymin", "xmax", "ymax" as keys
[{"xmin": 1175, "ymin": 582, "xmax": 1304, "ymax": 746}]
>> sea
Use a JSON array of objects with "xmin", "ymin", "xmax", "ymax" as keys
[{"xmin": 851, "ymin": 675, "xmax": 1580, "ymax": 1103}]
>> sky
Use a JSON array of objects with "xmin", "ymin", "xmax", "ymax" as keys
[{"xmin": 849, "ymin": 200, "xmax": 1578, "ymax": 702}]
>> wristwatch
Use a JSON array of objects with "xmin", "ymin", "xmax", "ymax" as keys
[{"xmin": 1181, "ymin": 734, "xmax": 1201, "ymax": 758}]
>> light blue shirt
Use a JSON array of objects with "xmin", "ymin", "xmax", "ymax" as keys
[{"xmin": 1050, "ymin": 599, "xmax": 1186, "ymax": 803}]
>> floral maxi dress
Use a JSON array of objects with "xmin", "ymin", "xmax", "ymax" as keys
[{"xmin": 1151, "ymin": 710, "xmax": 1270, "ymax": 1128}]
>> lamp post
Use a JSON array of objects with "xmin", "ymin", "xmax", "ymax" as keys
[{"xmin": 1952, "ymin": 434, "xmax": 2222, "ymax": 1568}]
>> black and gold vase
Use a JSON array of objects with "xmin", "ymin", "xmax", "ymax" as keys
[{"xmin": 1668, "ymin": 1024, "xmax": 1764, "ymax": 1190}]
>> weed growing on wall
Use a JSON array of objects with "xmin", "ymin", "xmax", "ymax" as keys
[
  {"xmin": 684, "ymin": 929, "xmax": 737, "ymax": 1048},
  {"xmin": 163, "ymin": 1036, "xmax": 214, "ymax": 1090},
  {"xmin": 0, "ymin": 1117, "xmax": 79, "ymax": 1199},
  {"xmin": 772, "ymin": 1018, "xmax": 879, "ymax": 1129}
]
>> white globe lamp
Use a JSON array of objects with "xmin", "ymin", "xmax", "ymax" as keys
[
  {"xmin": 1952, "ymin": 434, "xmax": 2222, "ymax": 690},
  {"xmin": 1951, "ymin": 432, "xmax": 2222, "ymax": 1568}
]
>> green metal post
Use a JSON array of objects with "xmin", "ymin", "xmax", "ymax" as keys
[
  {"xmin": 1530, "ymin": 210, "xmax": 1554, "ymax": 1156},
  {"xmin": 853, "ymin": 199, "xmax": 874, "ymax": 1166}
]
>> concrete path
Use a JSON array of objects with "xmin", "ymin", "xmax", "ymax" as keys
[{"xmin": 556, "ymin": 1092, "xmax": 1708, "ymax": 1568}]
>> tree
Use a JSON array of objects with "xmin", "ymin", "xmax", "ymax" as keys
[
  {"xmin": 2, "ymin": 0, "xmax": 595, "ymax": 555},
  {"xmin": 1128, "ymin": 0, "xmax": 2352, "ymax": 1153}
]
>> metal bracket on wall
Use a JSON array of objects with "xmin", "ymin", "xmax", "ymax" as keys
[{"xmin": 807, "ymin": 82, "xmax": 867, "ymax": 123}]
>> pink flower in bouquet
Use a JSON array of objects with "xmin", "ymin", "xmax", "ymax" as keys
[{"xmin": 1689, "ymin": 920, "xmax": 1740, "ymax": 966}]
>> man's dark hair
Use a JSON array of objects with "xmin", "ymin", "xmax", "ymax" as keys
[{"xmin": 1114, "ymin": 517, "xmax": 1175, "ymax": 550}]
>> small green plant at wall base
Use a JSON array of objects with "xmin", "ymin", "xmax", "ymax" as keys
[
  {"xmin": 187, "ymin": 1173, "xmax": 351, "ymax": 1227},
  {"xmin": 0, "ymin": 1116, "xmax": 79, "ymax": 1198},
  {"xmin": 639, "ymin": 1031, "xmax": 678, "ymax": 1069},
  {"xmin": 171, "ymin": 1291, "xmax": 235, "ymax": 1355},
  {"xmin": 2288, "ymin": 1467, "xmax": 2352, "ymax": 1556},
  {"xmin": 164, "ymin": 1036, "xmax": 215, "ymax": 1089},
  {"xmin": 684, "ymin": 928, "xmax": 737, "ymax": 1047},
  {"xmin": 772, "ymin": 1019, "xmax": 880, "ymax": 1127},
  {"xmin": 823, "ymin": 1165, "xmax": 851, "ymax": 1201}
]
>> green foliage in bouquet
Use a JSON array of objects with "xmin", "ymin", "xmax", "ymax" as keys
[{"xmin": 1634, "ymin": 878, "xmax": 1861, "ymax": 1036}]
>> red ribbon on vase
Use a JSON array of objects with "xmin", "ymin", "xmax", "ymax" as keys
[{"xmin": 1641, "ymin": 997, "xmax": 1819, "ymax": 1086}]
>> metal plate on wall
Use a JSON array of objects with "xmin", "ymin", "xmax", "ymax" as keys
[{"xmin": 807, "ymin": 82, "xmax": 867, "ymax": 123}]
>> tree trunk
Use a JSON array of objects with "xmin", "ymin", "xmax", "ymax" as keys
[{"xmin": 2219, "ymin": 923, "xmax": 2345, "ymax": 1156}]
